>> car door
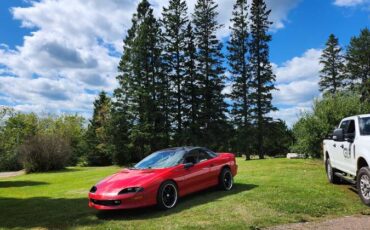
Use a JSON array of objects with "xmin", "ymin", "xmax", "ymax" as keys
[
  {"xmin": 178, "ymin": 149, "xmax": 210, "ymax": 195},
  {"xmin": 197, "ymin": 149, "xmax": 218, "ymax": 187},
  {"xmin": 332, "ymin": 120, "xmax": 349, "ymax": 170},
  {"xmin": 341, "ymin": 119, "xmax": 356, "ymax": 174}
]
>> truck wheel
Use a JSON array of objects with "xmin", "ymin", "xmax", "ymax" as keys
[
  {"xmin": 326, "ymin": 158, "xmax": 340, "ymax": 184},
  {"xmin": 357, "ymin": 167, "xmax": 370, "ymax": 206}
]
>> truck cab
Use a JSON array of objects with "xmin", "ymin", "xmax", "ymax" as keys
[{"xmin": 323, "ymin": 114, "xmax": 370, "ymax": 205}]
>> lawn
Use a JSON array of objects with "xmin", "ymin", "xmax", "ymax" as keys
[{"xmin": 0, "ymin": 158, "xmax": 369, "ymax": 229}]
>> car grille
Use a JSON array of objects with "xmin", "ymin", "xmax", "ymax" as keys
[{"xmin": 90, "ymin": 199, "xmax": 121, "ymax": 206}]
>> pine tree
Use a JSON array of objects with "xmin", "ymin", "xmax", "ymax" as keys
[
  {"xmin": 192, "ymin": 0, "xmax": 228, "ymax": 149},
  {"xmin": 319, "ymin": 34, "xmax": 345, "ymax": 94},
  {"xmin": 183, "ymin": 22, "xmax": 201, "ymax": 145},
  {"xmin": 346, "ymin": 28, "xmax": 370, "ymax": 101},
  {"xmin": 86, "ymin": 91, "xmax": 113, "ymax": 166},
  {"xmin": 161, "ymin": 0, "xmax": 189, "ymax": 145},
  {"xmin": 112, "ymin": 6, "xmax": 139, "ymax": 164},
  {"xmin": 114, "ymin": 0, "xmax": 167, "ymax": 161},
  {"xmin": 249, "ymin": 0, "xmax": 277, "ymax": 159},
  {"xmin": 227, "ymin": 0, "xmax": 252, "ymax": 159}
]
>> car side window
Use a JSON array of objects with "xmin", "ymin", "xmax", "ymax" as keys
[
  {"xmin": 205, "ymin": 149, "xmax": 217, "ymax": 158},
  {"xmin": 183, "ymin": 150, "xmax": 198, "ymax": 164},
  {"xmin": 198, "ymin": 150, "xmax": 211, "ymax": 162}
]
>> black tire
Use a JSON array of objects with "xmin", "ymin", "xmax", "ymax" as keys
[
  {"xmin": 157, "ymin": 180, "xmax": 178, "ymax": 210},
  {"xmin": 326, "ymin": 158, "xmax": 341, "ymax": 184},
  {"xmin": 357, "ymin": 167, "xmax": 370, "ymax": 206},
  {"xmin": 219, "ymin": 167, "xmax": 233, "ymax": 191}
]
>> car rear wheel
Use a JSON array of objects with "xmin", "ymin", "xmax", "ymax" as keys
[
  {"xmin": 357, "ymin": 167, "xmax": 370, "ymax": 206},
  {"xmin": 326, "ymin": 158, "xmax": 340, "ymax": 184},
  {"xmin": 219, "ymin": 168, "xmax": 233, "ymax": 191},
  {"xmin": 157, "ymin": 181, "xmax": 178, "ymax": 210}
]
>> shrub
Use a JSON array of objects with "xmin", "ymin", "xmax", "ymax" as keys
[{"xmin": 18, "ymin": 134, "xmax": 72, "ymax": 173}]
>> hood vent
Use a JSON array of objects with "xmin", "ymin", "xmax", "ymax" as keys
[{"xmin": 90, "ymin": 186, "xmax": 97, "ymax": 193}]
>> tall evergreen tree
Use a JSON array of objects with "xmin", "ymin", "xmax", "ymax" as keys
[
  {"xmin": 183, "ymin": 22, "xmax": 201, "ymax": 145},
  {"xmin": 249, "ymin": 0, "xmax": 276, "ymax": 159},
  {"xmin": 115, "ymin": 0, "xmax": 167, "ymax": 161},
  {"xmin": 346, "ymin": 28, "xmax": 370, "ymax": 101},
  {"xmin": 227, "ymin": 0, "xmax": 252, "ymax": 159},
  {"xmin": 319, "ymin": 34, "xmax": 345, "ymax": 94},
  {"xmin": 192, "ymin": 0, "xmax": 228, "ymax": 149},
  {"xmin": 161, "ymin": 0, "xmax": 189, "ymax": 145},
  {"xmin": 86, "ymin": 91, "xmax": 113, "ymax": 166}
]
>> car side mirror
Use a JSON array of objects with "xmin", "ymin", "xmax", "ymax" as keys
[
  {"xmin": 333, "ymin": 128, "xmax": 344, "ymax": 142},
  {"xmin": 184, "ymin": 162, "xmax": 194, "ymax": 169}
]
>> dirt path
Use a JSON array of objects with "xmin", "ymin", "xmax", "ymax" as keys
[
  {"xmin": 0, "ymin": 170, "xmax": 25, "ymax": 179},
  {"xmin": 266, "ymin": 215, "xmax": 370, "ymax": 230}
]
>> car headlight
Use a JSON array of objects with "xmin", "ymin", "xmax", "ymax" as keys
[{"xmin": 118, "ymin": 187, "xmax": 144, "ymax": 195}]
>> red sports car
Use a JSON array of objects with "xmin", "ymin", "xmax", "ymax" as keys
[{"xmin": 88, "ymin": 146, "xmax": 237, "ymax": 210}]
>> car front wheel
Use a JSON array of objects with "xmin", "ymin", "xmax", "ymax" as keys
[
  {"xmin": 157, "ymin": 181, "xmax": 178, "ymax": 210},
  {"xmin": 357, "ymin": 167, "xmax": 370, "ymax": 206}
]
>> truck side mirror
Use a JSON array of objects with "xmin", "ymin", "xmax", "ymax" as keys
[{"xmin": 332, "ymin": 128, "xmax": 344, "ymax": 142}]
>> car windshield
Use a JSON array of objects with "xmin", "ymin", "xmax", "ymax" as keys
[
  {"xmin": 134, "ymin": 149, "xmax": 186, "ymax": 169},
  {"xmin": 359, "ymin": 117, "xmax": 370, "ymax": 135}
]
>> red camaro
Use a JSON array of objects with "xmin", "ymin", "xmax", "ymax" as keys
[{"xmin": 88, "ymin": 146, "xmax": 237, "ymax": 210}]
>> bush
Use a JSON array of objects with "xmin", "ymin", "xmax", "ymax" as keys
[
  {"xmin": 291, "ymin": 91, "xmax": 370, "ymax": 158},
  {"xmin": 0, "ymin": 112, "xmax": 38, "ymax": 171},
  {"xmin": 18, "ymin": 134, "xmax": 72, "ymax": 173}
]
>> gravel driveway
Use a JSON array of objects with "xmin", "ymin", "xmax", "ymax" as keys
[{"xmin": 266, "ymin": 215, "xmax": 370, "ymax": 230}]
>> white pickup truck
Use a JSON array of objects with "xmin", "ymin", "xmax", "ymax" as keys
[{"xmin": 323, "ymin": 114, "xmax": 370, "ymax": 205}]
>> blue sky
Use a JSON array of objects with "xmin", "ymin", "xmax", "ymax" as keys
[{"xmin": 0, "ymin": 0, "xmax": 369, "ymax": 126}]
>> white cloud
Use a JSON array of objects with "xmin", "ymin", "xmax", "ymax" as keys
[
  {"xmin": 274, "ymin": 49, "xmax": 322, "ymax": 84},
  {"xmin": 334, "ymin": 0, "xmax": 367, "ymax": 7},
  {"xmin": 271, "ymin": 49, "xmax": 322, "ymax": 126},
  {"xmin": 273, "ymin": 80, "xmax": 319, "ymax": 106},
  {"xmin": 269, "ymin": 101, "xmax": 312, "ymax": 127}
]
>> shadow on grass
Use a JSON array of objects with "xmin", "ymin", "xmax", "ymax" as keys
[
  {"xmin": 96, "ymin": 183, "xmax": 257, "ymax": 221},
  {"xmin": 0, "ymin": 181, "xmax": 48, "ymax": 188},
  {"xmin": 0, "ymin": 197, "xmax": 101, "ymax": 229}
]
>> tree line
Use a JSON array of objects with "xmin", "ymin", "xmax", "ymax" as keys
[
  {"xmin": 1, "ymin": 2, "xmax": 367, "ymax": 172},
  {"xmin": 0, "ymin": 0, "xmax": 292, "ymax": 172},
  {"xmin": 86, "ymin": 0, "xmax": 292, "ymax": 166},
  {"xmin": 0, "ymin": 0, "xmax": 291, "ymax": 171},
  {"xmin": 292, "ymin": 28, "xmax": 370, "ymax": 157}
]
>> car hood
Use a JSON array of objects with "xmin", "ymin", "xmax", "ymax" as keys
[{"xmin": 95, "ymin": 168, "xmax": 164, "ymax": 194}]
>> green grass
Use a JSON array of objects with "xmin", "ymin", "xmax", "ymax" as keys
[{"xmin": 0, "ymin": 158, "xmax": 369, "ymax": 229}]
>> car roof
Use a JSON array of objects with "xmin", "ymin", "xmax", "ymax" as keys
[{"xmin": 160, "ymin": 146, "xmax": 205, "ymax": 152}]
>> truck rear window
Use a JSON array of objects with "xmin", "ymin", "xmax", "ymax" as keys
[{"xmin": 359, "ymin": 117, "xmax": 370, "ymax": 135}]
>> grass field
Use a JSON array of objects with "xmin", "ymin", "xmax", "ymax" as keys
[{"xmin": 0, "ymin": 158, "xmax": 369, "ymax": 229}]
